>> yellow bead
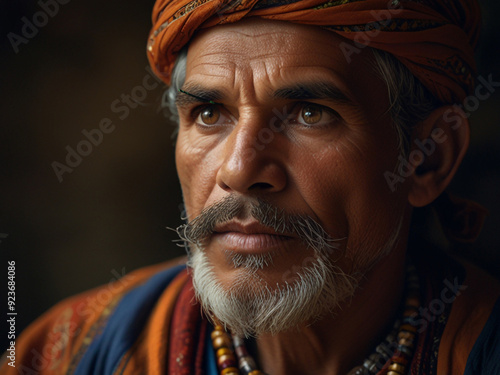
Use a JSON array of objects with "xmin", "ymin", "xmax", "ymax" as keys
[
  {"xmin": 388, "ymin": 363, "xmax": 406, "ymax": 373},
  {"xmin": 398, "ymin": 330, "xmax": 415, "ymax": 340},
  {"xmin": 211, "ymin": 329, "xmax": 225, "ymax": 340},
  {"xmin": 249, "ymin": 371, "xmax": 265, "ymax": 375},
  {"xmin": 398, "ymin": 337, "xmax": 414, "ymax": 347},
  {"xmin": 216, "ymin": 348, "xmax": 233, "ymax": 357},
  {"xmin": 212, "ymin": 335, "xmax": 232, "ymax": 349},
  {"xmin": 221, "ymin": 367, "xmax": 239, "ymax": 375},
  {"xmin": 387, "ymin": 371, "xmax": 404, "ymax": 375}
]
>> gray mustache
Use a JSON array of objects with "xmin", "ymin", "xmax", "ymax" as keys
[{"xmin": 174, "ymin": 195, "xmax": 341, "ymax": 254}]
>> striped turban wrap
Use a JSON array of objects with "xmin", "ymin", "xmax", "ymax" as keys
[{"xmin": 147, "ymin": 0, "xmax": 481, "ymax": 104}]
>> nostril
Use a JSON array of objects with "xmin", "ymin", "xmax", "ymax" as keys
[
  {"xmin": 248, "ymin": 182, "xmax": 274, "ymax": 190},
  {"xmin": 216, "ymin": 153, "xmax": 287, "ymax": 194}
]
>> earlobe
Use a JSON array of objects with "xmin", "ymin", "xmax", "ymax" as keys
[{"xmin": 407, "ymin": 106, "xmax": 470, "ymax": 207}]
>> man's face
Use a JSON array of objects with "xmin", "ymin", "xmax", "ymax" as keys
[{"xmin": 175, "ymin": 19, "xmax": 408, "ymax": 332}]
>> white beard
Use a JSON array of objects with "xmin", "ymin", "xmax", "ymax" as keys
[
  {"xmin": 188, "ymin": 246, "xmax": 358, "ymax": 337},
  {"xmin": 181, "ymin": 196, "xmax": 405, "ymax": 337}
]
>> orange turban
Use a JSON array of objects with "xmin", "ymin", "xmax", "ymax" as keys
[{"xmin": 147, "ymin": 0, "xmax": 480, "ymax": 104}]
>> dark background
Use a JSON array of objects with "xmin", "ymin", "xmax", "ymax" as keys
[{"xmin": 0, "ymin": 0, "xmax": 499, "ymax": 352}]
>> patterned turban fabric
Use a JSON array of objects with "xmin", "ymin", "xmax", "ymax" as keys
[{"xmin": 147, "ymin": 0, "xmax": 480, "ymax": 105}]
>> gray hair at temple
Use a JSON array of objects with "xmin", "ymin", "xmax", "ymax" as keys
[{"xmin": 162, "ymin": 47, "xmax": 440, "ymax": 156}]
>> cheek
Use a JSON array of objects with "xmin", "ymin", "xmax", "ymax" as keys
[
  {"xmin": 333, "ymin": 139, "xmax": 406, "ymax": 263},
  {"xmin": 175, "ymin": 128, "xmax": 224, "ymax": 217},
  {"xmin": 292, "ymin": 154, "xmax": 347, "ymax": 233},
  {"xmin": 295, "ymin": 128, "xmax": 404, "ymax": 249}
]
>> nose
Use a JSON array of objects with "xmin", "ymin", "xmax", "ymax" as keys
[{"xmin": 216, "ymin": 118, "xmax": 287, "ymax": 194}]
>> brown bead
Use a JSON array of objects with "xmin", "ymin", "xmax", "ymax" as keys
[
  {"xmin": 249, "ymin": 371, "xmax": 265, "ymax": 375},
  {"xmin": 398, "ymin": 331, "xmax": 415, "ymax": 340},
  {"xmin": 405, "ymin": 295, "xmax": 420, "ymax": 308},
  {"xmin": 218, "ymin": 354, "xmax": 237, "ymax": 367},
  {"xmin": 213, "ymin": 335, "xmax": 232, "ymax": 349},
  {"xmin": 399, "ymin": 324, "xmax": 417, "ymax": 333},
  {"xmin": 221, "ymin": 367, "xmax": 239, "ymax": 375},
  {"xmin": 235, "ymin": 345, "xmax": 248, "ymax": 358},
  {"xmin": 391, "ymin": 355, "xmax": 409, "ymax": 366}
]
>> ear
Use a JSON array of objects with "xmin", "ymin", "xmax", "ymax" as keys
[{"xmin": 408, "ymin": 106, "xmax": 470, "ymax": 208}]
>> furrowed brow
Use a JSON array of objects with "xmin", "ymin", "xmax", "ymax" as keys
[
  {"xmin": 273, "ymin": 82, "xmax": 352, "ymax": 103},
  {"xmin": 175, "ymin": 83, "xmax": 225, "ymax": 108}
]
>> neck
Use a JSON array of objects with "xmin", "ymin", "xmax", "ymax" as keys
[{"xmin": 254, "ymin": 248, "xmax": 407, "ymax": 375}]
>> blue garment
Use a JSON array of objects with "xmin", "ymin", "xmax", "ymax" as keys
[
  {"xmin": 464, "ymin": 297, "xmax": 500, "ymax": 374},
  {"xmin": 74, "ymin": 265, "xmax": 186, "ymax": 375},
  {"xmin": 205, "ymin": 325, "xmax": 219, "ymax": 375}
]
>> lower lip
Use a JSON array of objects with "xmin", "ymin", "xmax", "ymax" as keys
[{"xmin": 212, "ymin": 232, "xmax": 294, "ymax": 253}]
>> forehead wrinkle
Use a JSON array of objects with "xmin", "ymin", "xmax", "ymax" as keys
[
  {"xmin": 189, "ymin": 58, "xmax": 235, "ymax": 74},
  {"xmin": 194, "ymin": 50, "xmax": 249, "ymax": 59},
  {"xmin": 187, "ymin": 72, "xmax": 229, "ymax": 81},
  {"xmin": 186, "ymin": 57, "xmax": 238, "ymax": 100},
  {"xmin": 227, "ymin": 28, "xmax": 296, "ymax": 37},
  {"xmin": 186, "ymin": 25, "xmax": 368, "ymax": 108},
  {"xmin": 216, "ymin": 28, "xmax": 350, "ymax": 59}
]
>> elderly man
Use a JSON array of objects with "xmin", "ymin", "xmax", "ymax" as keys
[{"xmin": 3, "ymin": 0, "xmax": 500, "ymax": 374}]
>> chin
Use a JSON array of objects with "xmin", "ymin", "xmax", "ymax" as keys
[{"xmin": 188, "ymin": 247, "xmax": 358, "ymax": 337}]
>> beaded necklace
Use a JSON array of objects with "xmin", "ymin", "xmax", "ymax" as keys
[{"xmin": 211, "ymin": 265, "xmax": 420, "ymax": 375}]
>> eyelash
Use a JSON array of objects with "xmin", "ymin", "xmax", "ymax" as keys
[
  {"xmin": 290, "ymin": 101, "xmax": 341, "ymax": 127},
  {"xmin": 189, "ymin": 102, "xmax": 341, "ymax": 127},
  {"xmin": 189, "ymin": 104, "xmax": 217, "ymax": 119}
]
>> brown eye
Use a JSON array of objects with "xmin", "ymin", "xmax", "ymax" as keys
[
  {"xmin": 301, "ymin": 105, "xmax": 323, "ymax": 125},
  {"xmin": 199, "ymin": 106, "xmax": 220, "ymax": 125}
]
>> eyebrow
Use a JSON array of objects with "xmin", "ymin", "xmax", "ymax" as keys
[
  {"xmin": 175, "ymin": 81, "xmax": 353, "ymax": 108},
  {"xmin": 175, "ymin": 83, "xmax": 225, "ymax": 108},
  {"xmin": 273, "ymin": 82, "xmax": 352, "ymax": 103}
]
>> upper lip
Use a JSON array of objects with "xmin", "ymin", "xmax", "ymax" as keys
[{"xmin": 213, "ymin": 221, "xmax": 293, "ymax": 237}]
